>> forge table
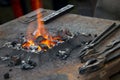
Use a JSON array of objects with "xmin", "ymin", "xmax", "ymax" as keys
[{"xmin": 0, "ymin": 9, "xmax": 120, "ymax": 80}]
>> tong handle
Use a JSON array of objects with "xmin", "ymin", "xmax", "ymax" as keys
[
  {"xmin": 101, "ymin": 44, "xmax": 120, "ymax": 58},
  {"xmin": 91, "ymin": 23, "xmax": 116, "ymax": 45}
]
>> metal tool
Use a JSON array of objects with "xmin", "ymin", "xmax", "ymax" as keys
[
  {"xmin": 19, "ymin": 4, "xmax": 74, "ymax": 24},
  {"xmin": 79, "ymin": 44, "xmax": 120, "ymax": 74},
  {"xmin": 101, "ymin": 39, "xmax": 120, "ymax": 53},
  {"xmin": 80, "ymin": 39, "xmax": 120, "ymax": 63},
  {"xmin": 79, "ymin": 23, "xmax": 120, "ymax": 62},
  {"xmin": 90, "ymin": 23, "xmax": 116, "ymax": 45},
  {"xmin": 80, "ymin": 23, "xmax": 116, "ymax": 52},
  {"xmin": 26, "ymin": 9, "xmax": 45, "ymax": 18}
]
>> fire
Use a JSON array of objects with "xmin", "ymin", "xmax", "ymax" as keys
[
  {"xmin": 22, "ymin": 0, "xmax": 62, "ymax": 52},
  {"xmin": 22, "ymin": 40, "xmax": 34, "ymax": 48}
]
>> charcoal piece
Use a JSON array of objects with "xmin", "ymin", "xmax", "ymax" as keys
[
  {"xmin": 63, "ymin": 28, "xmax": 72, "ymax": 36},
  {"xmin": 28, "ymin": 60, "xmax": 37, "ymax": 67},
  {"xmin": 4, "ymin": 73, "xmax": 10, "ymax": 79},
  {"xmin": 56, "ymin": 48, "xmax": 70, "ymax": 60},
  {"xmin": 20, "ymin": 36, "xmax": 26, "ymax": 44},
  {"xmin": 11, "ymin": 41, "xmax": 18, "ymax": 47},
  {"xmin": 18, "ymin": 33, "xmax": 26, "ymax": 43},
  {"xmin": 35, "ymin": 36, "xmax": 46, "ymax": 43},
  {"xmin": 39, "ymin": 44, "xmax": 49, "ymax": 50},
  {"xmin": 57, "ymin": 29, "xmax": 72, "ymax": 41},
  {"xmin": 9, "ymin": 69, "xmax": 12, "ymax": 72}
]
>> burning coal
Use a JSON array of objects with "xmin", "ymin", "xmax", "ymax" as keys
[
  {"xmin": 4, "ymin": 28, "xmax": 73, "ymax": 53},
  {"xmin": 20, "ymin": 0, "xmax": 66, "ymax": 52},
  {"xmin": 21, "ymin": 27, "xmax": 64, "ymax": 53}
]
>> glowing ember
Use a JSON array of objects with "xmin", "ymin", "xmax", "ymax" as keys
[{"xmin": 22, "ymin": 0, "xmax": 63, "ymax": 52}]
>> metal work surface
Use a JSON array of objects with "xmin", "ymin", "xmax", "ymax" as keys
[{"xmin": 0, "ymin": 8, "xmax": 120, "ymax": 80}]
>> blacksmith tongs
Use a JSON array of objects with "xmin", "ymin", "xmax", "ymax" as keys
[
  {"xmin": 79, "ymin": 44, "xmax": 120, "ymax": 74},
  {"xmin": 79, "ymin": 23, "xmax": 120, "ymax": 62}
]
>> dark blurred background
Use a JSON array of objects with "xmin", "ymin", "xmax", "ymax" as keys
[{"xmin": 0, "ymin": 0, "xmax": 120, "ymax": 24}]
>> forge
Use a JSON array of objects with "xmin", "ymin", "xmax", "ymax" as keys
[
  {"xmin": 0, "ymin": 5, "xmax": 120, "ymax": 80},
  {"xmin": 1, "ymin": 21, "xmax": 94, "ymax": 69}
]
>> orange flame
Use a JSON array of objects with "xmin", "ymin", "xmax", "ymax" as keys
[{"xmin": 22, "ymin": 0, "xmax": 62, "ymax": 52}]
